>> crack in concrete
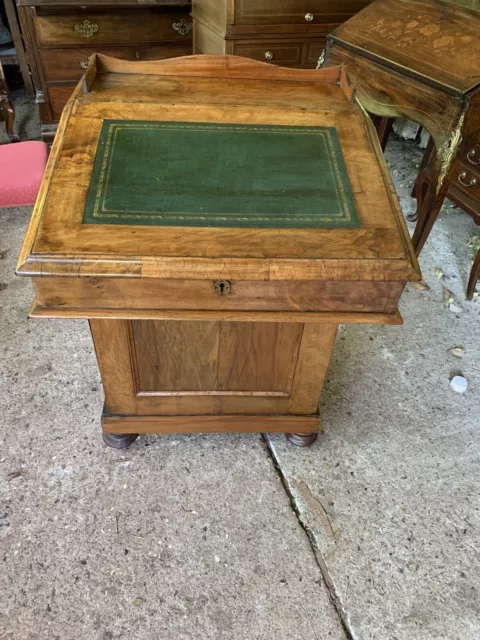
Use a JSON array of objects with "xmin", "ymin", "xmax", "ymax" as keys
[
  {"xmin": 262, "ymin": 435, "xmax": 356, "ymax": 640},
  {"xmin": 289, "ymin": 478, "xmax": 341, "ymax": 545}
]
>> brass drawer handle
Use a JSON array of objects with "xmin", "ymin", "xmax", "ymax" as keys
[
  {"xmin": 458, "ymin": 171, "xmax": 477, "ymax": 187},
  {"xmin": 75, "ymin": 19, "xmax": 98, "ymax": 38},
  {"xmin": 80, "ymin": 59, "xmax": 89, "ymax": 69},
  {"xmin": 467, "ymin": 148, "xmax": 480, "ymax": 165},
  {"xmin": 316, "ymin": 49, "xmax": 325, "ymax": 69},
  {"xmin": 264, "ymin": 50, "xmax": 273, "ymax": 61},
  {"xmin": 172, "ymin": 18, "xmax": 192, "ymax": 36},
  {"xmin": 305, "ymin": 12, "xmax": 314, "ymax": 21}
]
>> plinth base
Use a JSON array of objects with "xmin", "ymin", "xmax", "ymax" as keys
[{"xmin": 101, "ymin": 413, "xmax": 319, "ymax": 448}]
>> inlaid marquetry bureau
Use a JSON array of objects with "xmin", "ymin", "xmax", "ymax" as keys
[
  {"xmin": 17, "ymin": 54, "xmax": 420, "ymax": 450},
  {"xmin": 17, "ymin": 0, "xmax": 193, "ymax": 141},
  {"xmin": 192, "ymin": 0, "xmax": 372, "ymax": 68}
]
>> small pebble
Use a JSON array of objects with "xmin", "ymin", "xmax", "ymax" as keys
[
  {"xmin": 448, "ymin": 347, "xmax": 465, "ymax": 359},
  {"xmin": 449, "ymin": 304, "xmax": 463, "ymax": 314},
  {"xmin": 450, "ymin": 376, "xmax": 468, "ymax": 394},
  {"xmin": 411, "ymin": 280, "xmax": 429, "ymax": 291}
]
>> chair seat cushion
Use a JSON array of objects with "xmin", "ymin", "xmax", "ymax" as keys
[{"xmin": 0, "ymin": 141, "xmax": 49, "ymax": 208}]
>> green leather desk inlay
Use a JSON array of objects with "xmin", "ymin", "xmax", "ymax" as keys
[{"xmin": 83, "ymin": 120, "xmax": 360, "ymax": 228}]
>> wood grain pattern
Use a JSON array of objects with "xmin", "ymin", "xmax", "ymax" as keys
[
  {"xmin": 32, "ymin": 277, "xmax": 406, "ymax": 314},
  {"xmin": 132, "ymin": 321, "xmax": 303, "ymax": 394},
  {"xmin": 35, "ymin": 10, "xmax": 192, "ymax": 47},
  {"xmin": 102, "ymin": 413, "xmax": 319, "ymax": 435},
  {"xmin": 133, "ymin": 321, "xmax": 220, "ymax": 392},
  {"xmin": 326, "ymin": 43, "xmax": 461, "ymax": 152},
  {"xmin": 40, "ymin": 45, "xmax": 192, "ymax": 83},
  {"xmin": 331, "ymin": 0, "xmax": 480, "ymax": 94},
  {"xmin": 29, "ymin": 303, "xmax": 404, "ymax": 325},
  {"xmin": 89, "ymin": 318, "xmax": 337, "ymax": 417},
  {"xmin": 216, "ymin": 322, "xmax": 302, "ymax": 392},
  {"xmin": 16, "ymin": 56, "xmax": 418, "ymax": 284}
]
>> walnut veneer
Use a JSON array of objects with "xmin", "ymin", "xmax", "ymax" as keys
[{"xmin": 16, "ymin": 54, "xmax": 420, "ymax": 448}]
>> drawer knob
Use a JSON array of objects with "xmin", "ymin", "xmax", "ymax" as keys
[
  {"xmin": 305, "ymin": 12, "xmax": 314, "ymax": 21},
  {"xmin": 467, "ymin": 148, "xmax": 480, "ymax": 166},
  {"xmin": 75, "ymin": 19, "xmax": 98, "ymax": 39},
  {"xmin": 80, "ymin": 59, "xmax": 89, "ymax": 69},
  {"xmin": 264, "ymin": 50, "xmax": 274, "ymax": 61},
  {"xmin": 172, "ymin": 18, "xmax": 192, "ymax": 36},
  {"xmin": 458, "ymin": 171, "xmax": 477, "ymax": 187},
  {"xmin": 213, "ymin": 280, "xmax": 231, "ymax": 296}
]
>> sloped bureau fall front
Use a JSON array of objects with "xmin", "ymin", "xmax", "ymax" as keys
[{"xmin": 16, "ymin": 55, "xmax": 420, "ymax": 449}]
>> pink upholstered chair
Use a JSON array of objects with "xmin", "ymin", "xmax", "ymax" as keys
[
  {"xmin": 0, "ymin": 140, "xmax": 49, "ymax": 207},
  {"xmin": 0, "ymin": 63, "xmax": 49, "ymax": 208}
]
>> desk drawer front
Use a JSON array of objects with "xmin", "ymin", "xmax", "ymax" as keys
[
  {"xmin": 234, "ymin": 0, "xmax": 371, "ymax": 25},
  {"xmin": 33, "ymin": 277, "xmax": 404, "ymax": 314},
  {"xmin": 461, "ymin": 138, "xmax": 480, "ymax": 169},
  {"xmin": 305, "ymin": 38, "xmax": 327, "ymax": 67},
  {"xmin": 40, "ymin": 45, "xmax": 192, "ymax": 83},
  {"xmin": 35, "ymin": 11, "xmax": 193, "ymax": 46},
  {"xmin": 233, "ymin": 40, "xmax": 304, "ymax": 65},
  {"xmin": 452, "ymin": 160, "xmax": 480, "ymax": 200}
]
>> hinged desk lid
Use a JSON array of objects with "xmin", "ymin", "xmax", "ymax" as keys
[
  {"xmin": 17, "ymin": 54, "xmax": 420, "ymax": 283},
  {"xmin": 331, "ymin": 0, "xmax": 480, "ymax": 96}
]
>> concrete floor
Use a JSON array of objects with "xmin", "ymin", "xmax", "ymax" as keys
[{"xmin": 1, "ymin": 96, "xmax": 479, "ymax": 640}]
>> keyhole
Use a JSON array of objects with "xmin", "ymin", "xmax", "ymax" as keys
[{"xmin": 213, "ymin": 280, "xmax": 231, "ymax": 296}]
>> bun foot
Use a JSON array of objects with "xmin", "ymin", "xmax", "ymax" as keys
[
  {"xmin": 102, "ymin": 432, "xmax": 138, "ymax": 449},
  {"xmin": 286, "ymin": 432, "xmax": 318, "ymax": 447}
]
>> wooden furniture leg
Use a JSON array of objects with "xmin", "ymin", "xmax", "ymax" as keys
[
  {"xmin": 371, "ymin": 115, "xmax": 394, "ymax": 151},
  {"xmin": 411, "ymin": 182, "xmax": 447, "ymax": 254},
  {"xmin": 0, "ymin": 63, "xmax": 19, "ymax": 142},
  {"xmin": 467, "ymin": 249, "xmax": 480, "ymax": 299},
  {"xmin": 285, "ymin": 432, "xmax": 318, "ymax": 447},
  {"xmin": 0, "ymin": 97, "xmax": 18, "ymax": 142},
  {"xmin": 103, "ymin": 432, "xmax": 138, "ymax": 449}
]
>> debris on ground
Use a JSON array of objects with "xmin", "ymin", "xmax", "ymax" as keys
[
  {"xmin": 467, "ymin": 234, "xmax": 480, "ymax": 253},
  {"xmin": 448, "ymin": 347, "xmax": 465, "ymax": 359},
  {"xmin": 450, "ymin": 376, "xmax": 468, "ymax": 394},
  {"xmin": 410, "ymin": 280, "xmax": 430, "ymax": 291},
  {"xmin": 443, "ymin": 288, "xmax": 463, "ymax": 312}
]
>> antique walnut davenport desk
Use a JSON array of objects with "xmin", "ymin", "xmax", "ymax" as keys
[{"xmin": 17, "ymin": 55, "xmax": 421, "ymax": 449}]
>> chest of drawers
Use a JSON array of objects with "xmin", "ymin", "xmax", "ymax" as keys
[
  {"xmin": 18, "ymin": 1, "xmax": 193, "ymax": 141},
  {"xmin": 192, "ymin": 0, "xmax": 371, "ymax": 68}
]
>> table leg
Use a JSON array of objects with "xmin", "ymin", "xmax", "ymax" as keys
[
  {"xmin": 467, "ymin": 250, "xmax": 480, "ymax": 299},
  {"xmin": 411, "ymin": 173, "xmax": 448, "ymax": 255}
]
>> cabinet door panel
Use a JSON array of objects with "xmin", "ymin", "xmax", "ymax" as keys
[
  {"xmin": 91, "ymin": 319, "xmax": 337, "ymax": 417},
  {"xmin": 132, "ymin": 320, "xmax": 302, "ymax": 395}
]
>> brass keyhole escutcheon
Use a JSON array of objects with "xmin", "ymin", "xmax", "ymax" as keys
[{"xmin": 213, "ymin": 280, "xmax": 231, "ymax": 296}]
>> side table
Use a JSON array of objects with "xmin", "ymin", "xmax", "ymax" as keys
[{"xmin": 326, "ymin": 0, "xmax": 480, "ymax": 252}]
